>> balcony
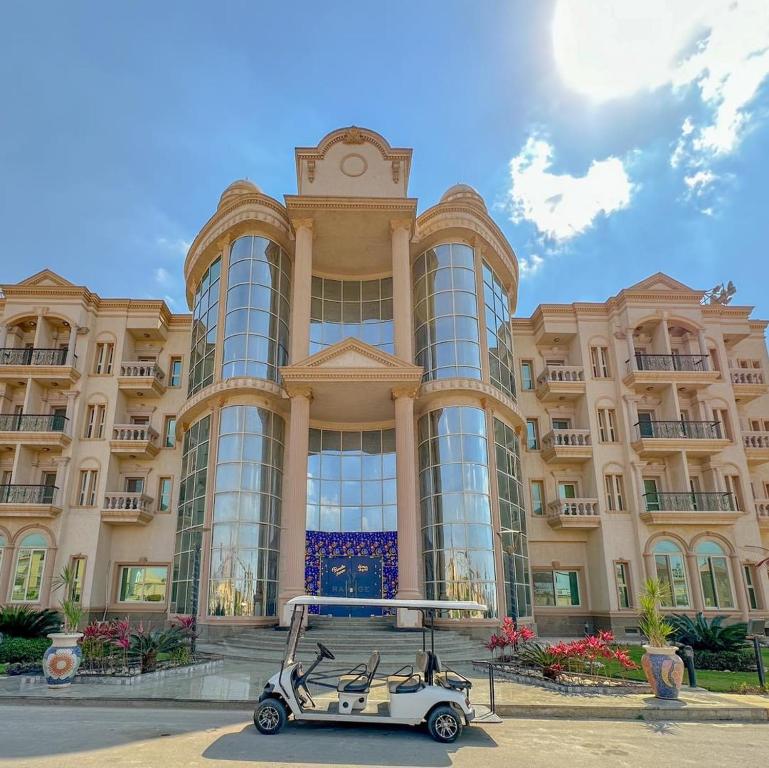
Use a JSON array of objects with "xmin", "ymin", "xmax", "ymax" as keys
[
  {"xmin": 535, "ymin": 365, "xmax": 585, "ymax": 402},
  {"xmin": 110, "ymin": 424, "xmax": 160, "ymax": 459},
  {"xmin": 631, "ymin": 420, "xmax": 729, "ymax": 457},
  {"xmin": 730, "ymin": 367, "xmax": 769, "ymax": 402},
  {"xmin": 117, "ymin": 361, "xmax": 166, "ymax": 398},
  {"xmin": 546, "ymin": 498, "xmax": 601, "ymax": 529},
  {"xmin": 623, "ymin": 353, "xmax": 718, "ymax": 391},
  {"xmin": 743, "ymin": 431, "xmax": 769, "ymax": 464},
  {"xmin": 756, "ymin": 500, "xmax": 769, "ymax": 530},
  {"xmin": 541, "ymin": 428, "xmax": 592, "ymax": 464},
  {"xmin": 0, "ymin": 484, "xmax": 62, "ymax": 518},
  {"xmin": 0, "ymin": 413, "xmax": 70, "ymax": 449},
  {"xmin": 0, "ymin": 347, "xmax": 79, "ymax": 385},
  {"xmin": 101, "ymin": 492, "xmax": 155, "ymax": 525},
  {"xmin": 640, "ymin": 491, "xmax": 741, "ymax": 525}
]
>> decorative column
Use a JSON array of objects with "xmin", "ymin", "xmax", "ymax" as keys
[
  {"xmin": 730, "ymin": 554, "xmax": 750, "ymax": 622},
  {"xmin": 390, "ymin": 219, "xmax": 413, "ymax": 363},
  {"xmin": 66, "ymin": 325, "xmax": 79, "ymax": 366},
  {"xmin": 278, "ymin": 386, "xmax": 312, "ymax": 625},
  {"xmin": 393, "ymin": 385, "xmax": 421, "ymax": 628},
  {"xmin": 697, "ymin": 329, "xmax": 709, "ymax": 364},
  {"xmin": 643, "ymin": 552, "xmax": 656, "ymax": 582},
  {"xmin": 52, "ymin": 456, "xmax": 70, "ymax": 508},
  {"xmin": 0, "ymin": 325, "xmax": 7, "ymax": 349},
  {"xmin": 64, "ymin": 390, "xmax": 79, "ymax": 436},
  {"xmin": 289, "ymin": 219, "xmax": 314, "ymax": 364},
  {"xmin": 625, "ymin": 328, "xmax": 636, "ymax": 371},
  {"xmin": 685, "ymin": 552, "xmax": 705, "ymax": 611}
]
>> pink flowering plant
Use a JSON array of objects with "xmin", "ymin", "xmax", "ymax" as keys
[{"xmin": 484, "ymin": 618, "xmax": 537, "ymax": 661}]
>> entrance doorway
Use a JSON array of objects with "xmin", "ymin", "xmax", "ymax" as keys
[{"xmin": 320, "ymin": 556, "xmax": 383, "ymax": 616}]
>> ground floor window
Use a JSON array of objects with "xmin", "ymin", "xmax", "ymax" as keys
[
  {"xmin": 118, "ymin": 565, "xmax": 168, "ymax": 603},
  {"xmin": 69, "ymin": 556, "xmax": 86, "ymax": 603},
  {"xmin": 653, "ymin": 540, "xmax": 690, "ymax": 607},
  {"xmin": 614, "ymin": 561, "xmax": 632, "ymax": 608},
  {"xmin": 533, "ymin": 570, "xmax": 580, "ymax": 607},
  {"xmin": 744, "ymin": 564, "xmax": 760, "ymax": 610},
  {"xmin": 696, "ymin": 541, "xmax": 734, "ymax": 609},
  {"xmin": 11, "ymin": 533, "xmax": 48, "ymax": 602}
]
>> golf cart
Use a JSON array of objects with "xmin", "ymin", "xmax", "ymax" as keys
[{"xmin": 254, "ymin": 596, "xmax": 498, "ymax": 742}]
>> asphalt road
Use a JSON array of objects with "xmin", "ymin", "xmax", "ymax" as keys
[{"xmin": 0, "ymin": 705, "xmax": 766, "ymax": 768}]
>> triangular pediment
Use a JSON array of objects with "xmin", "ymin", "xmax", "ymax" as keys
[
  {"xmin": 17, "ymin": 269, "xmax": 75, "ymax": 288},
  {"xmin": 626, "ymin": 272, "xmax": 694, "ymax": 293},
  {"xmin": 292, "ymin": 338, "xmax": 417, "ymax": 370}
]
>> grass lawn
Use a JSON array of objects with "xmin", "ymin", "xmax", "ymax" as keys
[
  {"xmin": 0, "ymin": 663, "xmax": 7, "ymax": 675},
  {"xmin": 610, "ymin": 645, "xmax": 769, "ymax": 693}
]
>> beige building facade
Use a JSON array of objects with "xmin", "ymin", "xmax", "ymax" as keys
[{"xmin": 1, "ymin": 127, "xmax": 768, "ymax": 637}]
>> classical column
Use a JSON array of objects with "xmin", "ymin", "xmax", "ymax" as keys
[
  {"xmin": 52, "ymin": 456, "xmax": 70, "ymax": 508},
  {"xmin": 730, "ymin": 554, "xmax": 750, "ymax": 622},
  {"xmin": 278, "ymin": 387, "xmax": 312, "ymax": 625},
  {"xmin": 0, "ymin": 325, "xmax": 7, "ymax": 349},
  {"xmin": 64, "ymin": 390, "xmax": 79, "ymax": 436},
  {"xmin": 66, "ymin": 325, "xmax": 79, "ymax": 366},
  {"xmin": 686, "ymin": 552, "xmax": 705, "ymax": 611},
  {"xmin": 289, "ymin": 219, "xmax": 313, "ymax": 363},
  {"xmin": 643, "ymin": 552, "xmax": 656, "ymax": 582},
  {"xmin": 390, "ymin": 219, "xmax": 413, "ymax": 363},
  {"xmin": 697, "ymin": 329, "xmax": 709, "ymax": 363},
  {"xmin": 393, "ymin": 386, "xmax": 421, "ymax": 627},
  {"xmin": 625, "ymin": 328, "xmax": 636, "ymax": 371}
]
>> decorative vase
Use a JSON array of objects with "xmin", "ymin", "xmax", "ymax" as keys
[
  {"xmin": 641, "ymin": 645, "xmax": 684, "ymax": 699},
  {"xmin": 43, "ymin": 632, "xmax": 83, "ymax": 688}
]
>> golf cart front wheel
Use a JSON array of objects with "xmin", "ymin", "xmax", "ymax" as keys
[
  {"xmin": 427, "ymin": 706, "xmax": 463, "ymax": 743},
  {"xmin": 254, "ymin": 697, "xmax": 287, "ymax": 735}
]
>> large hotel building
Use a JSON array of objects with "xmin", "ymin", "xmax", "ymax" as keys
[{"xmin": 1, "ymin": 127, "xmax": 768, "ymax": 637}]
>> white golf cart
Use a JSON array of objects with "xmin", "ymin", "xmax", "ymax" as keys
[{"xmin": 254, "ymin": 596, "xmax": 499, "ymax": 742}]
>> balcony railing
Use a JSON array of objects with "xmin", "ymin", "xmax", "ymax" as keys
[
  {"xmin": 547, "ymin": 498, "xmax": 600, "ymax": 518},
  {"xmin": 731, "ymin": 369, "xmax": 766, "ymax": 385},
  {"xmin": 634, "ymin": 420, "xmax": 722, "ymax": 440},
  {"xmin": 537, "ymin": 365, "xmax": 584, "ymax": 385},
  {"xmin": 0, "ymin": 348, "xmax": 69, "ymax": 366},
  {"xmin": 119, "ymin": 361, "xmax": 165, "ymax": 380},
  {"xmin": 0, "ymin": 484, "xmax": 58, "ymax": 504},
  {"xmin": 643, "ymin": 491, "xmax": 735, "ymax": 512},
  {"xmin": 542, "ymin": 428, "xmax": 592, "ymax": 449},
  {"xmin": 743, "ymin": 431, "xmax": 769, "ymax": 450},
  {"xmin": 0, "ymin": 413, "xmax": 68, "ymax": 432},
  {"xmin": 112, "ymin": 424, "xmax": 159, "ymax": 442},
  {"xmin": 629, "ymin": 353, "xmax": 708, "ymax": 372},
  {"xmin": 102, "ymin": 492, "xmax": 153, "ymax": 511}
]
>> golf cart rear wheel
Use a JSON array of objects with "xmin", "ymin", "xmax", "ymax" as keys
[
  {"xmin": 427, "ymin": 705, "xmax": 463, "ymax": 743},
  {"xmin": 254, "ymin": 697, "xmax": 287, "ymax": 735}
]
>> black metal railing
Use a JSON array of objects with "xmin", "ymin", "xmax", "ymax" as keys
[
  {"xmin": 630, "ymin": 354, "xmax": 708, "ymax": 372},
  {"xmin": 643, "ymin": 491, "xmax": 735, "ymax": 512},
  {"xmin": 0, "ymin": 347, "xmax": 69, "ymax": 366},
  {"xmin": 634, "ymin": 420, "xmax": 722, "ymax": 440},
  {"xmin": 0, "ymin": 413, "xmax": 68, "ymax": 432},
  {"xmin": 0, "ymin": 484, "xmax": 58, "ymax": 504}
]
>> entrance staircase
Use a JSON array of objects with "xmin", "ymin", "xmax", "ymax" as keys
[{"xmin": 199, "ymin": 615, "xmax": 485, "ymax": 667}]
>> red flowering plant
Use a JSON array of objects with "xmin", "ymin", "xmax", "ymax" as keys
[{"xmin": 485, "ymin": 618, "xmax": 537, "ymax": 661}]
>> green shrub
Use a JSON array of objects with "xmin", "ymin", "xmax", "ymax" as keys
[
  {"xmin": 0, "ymin": 636, "xmax": 50, "ymax": 663},
  {"xmin": 0, "ymin": 606, "xmax": 62, "ymax": 638},
  {"xmin": 7, "ymin": 662, "xmax": 42, "ymax": 676},
  {"xmin": 670, "ymin": 612, "xmax": 747, "ymax": 652},
  {"xmin": 694, "ymin": 648, "xmax": 755, "ymax": 672}
]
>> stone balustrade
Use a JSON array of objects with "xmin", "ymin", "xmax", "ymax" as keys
[
  {"xmin": 542, "ymin": 428, "xmax": 592, "ymax": 449},
  {"xmin": 743, "ymin": 431, "xmax": 769, "ymax": 450},
  {"xmin": 119, "ymin": 361, "xmax": 165, "ymax": 380},
  {"xmin": 111, "ymin": 423, "xmax": 159, "ymax": 443},
  {"xmin": 547, "ymin": 498, "xmax": 600, "ymax": 518},
  {"xmin": 537, "ymin": 365, "xmax": 584, "ymax": 386},
  {"xmin": 102, "ymin": 492, "xmax": 153, "ymax": 511},
  {"xmin": 731, "ymin": 368, "xmax": 766, "ymax": 385}
]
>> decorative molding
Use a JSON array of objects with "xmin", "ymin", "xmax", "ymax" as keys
[
  {"xmin": 392, "ymin": 159, "xmax": 401, "ymax": 183},
  {"xmin": 342, "ymin": 126, "xmax": 366, "ymax": 144},
  {"xmin": 307, "ymin": 159, "xmax": 316, "ymax": 183}
]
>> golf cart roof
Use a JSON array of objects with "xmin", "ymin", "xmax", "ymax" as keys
[{"xmin": 287, "ymin": 596, "xmax": 487, "ymax": 612}]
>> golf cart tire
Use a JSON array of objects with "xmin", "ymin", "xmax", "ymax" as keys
[
  {"xmin": 427, "ymin": 705, "xmax": 463, "ymax": 743},
  {"xmin": 254, "ymin": 697, "xmax": 287, "ymax": 735}
]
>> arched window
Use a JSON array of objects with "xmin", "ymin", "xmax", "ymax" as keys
[
  {"xmin": 653, "ymin": 540, "xmax": 690, "ymax": 608},
  {"xmin": 696, "ymin": 541, "xmax": 735, "ymax": 609},
  {"xmin": 11, "ymin": 533, "xmax": 48, "ymax": 602}
]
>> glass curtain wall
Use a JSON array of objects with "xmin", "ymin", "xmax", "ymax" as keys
[
  {"xmin": 171, "ymin": 415, "xmax": 210, "ymax": 614},
  {"xmin": 418, "ymin": 406, "xmax": 497, "ymax": 616},
  {"xmin": 208, "ymin": 405, "xmax": 284, "ymax": 617},
  {"xmin": 222, "ymin": 236, "xmax": 291, "ymax": 382},
  {"xmin": 483, "ymin": 263, "xmax": 517, "ymax": 398},
  {"xmin": 310, "ymin": 277, "xmax": 394, "ymax": 355},
  {"xmin": 188, "ymin": 259, "xmax": 221, "ymax": 396}
]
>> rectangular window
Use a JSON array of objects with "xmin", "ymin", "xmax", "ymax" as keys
[
  {"xmin": 158, "ymin": 477, "xmax": 173, "ymax": 512},
  {"xmin": 69, "ymin": 556, "xmax": 86, "ymax": 603},
  {"xmin": 77, "ymin": 469, "xmax": 98, "ymax": 506},
  {"xmin": 169, "ymin": 357, "xmax": 183, "ymax": 388},
  {"xmin": 605, "ymin": 474, "xmax": 625, "ymax": 511},
  {"xmin": 11, "ymin": 548, "xmax": 47, "ymax": 602},
  {"xmin": 163, "ymin": 416, "xmax": 177, "ymax": 448},
  {"xmin": 93, "ymin": 342, "xmax": 114, "ymax": 375},
  {"xmin": 558, "ymin": 482, "xmax": 576, "ymax": 499},
  {"xmin": 643, "ymin": 478, "xmax": 660, "ymax": 511},
  {"xmin": 591, "ymin": 346, "xmax": 611, "ymax": 378},
  {"xmin": 530, "ymin": 480, "xmax": 544, "ymax": 516},
  {"xmin": 725, "ymin": 474, "xmax": 743, "ymax": 511},
  {"xmin": 520, "ymin": 361, "xmax": 534, "ymax": 391},
  {"xmin": 615, "ymin": 562, "xmax": 632, "ymax": 608},
  {"xmin": 597, "ymin": 408, "xmax": 617, "ymax": 442},
  {"xmin": 551, "ymin": 418, "xmax": 571, "ymax": 430},
  {"xmin": 533, "ymin": 570, "xmax": 580, "ymax": 607},
  {"xmin": 124, "ymin": 477, "xmax": 145, "ymax": 494},
  {"xmin": 526, "ymin": 419, "xmax": 539, "ymax": 450},
  {"xmin": 744, "ymin": 565, "xmax": 759, "ymax": 610},
  {"xmin": 83, "ymin": 404, "xmax": 106, "ymax": 439},
  {"xmin": 714, "ymin": 408, "xmax": 731, "ymax": 440},
  {"xmin": 118, "ymin": 565, "xmax": 168, "ymax": 603}
]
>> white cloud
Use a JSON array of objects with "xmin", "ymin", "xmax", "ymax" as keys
[
  {"xmin": 154, "ymin": 267, "xmax": 171, "ymax": 285},
  {"xmin": 508, "ymin": 136, "xmax": 633, "ymax": 242},
  {"xmin": 684, "ymin": 170, "xmax": 717, "ymax": 194},
  {"xmin": 156, "ymin": 236, "xmax": 191, "ymax": 256},
  {"xmin": 519, "ymin": 253, "xmax": 545, "ymax": 277}
]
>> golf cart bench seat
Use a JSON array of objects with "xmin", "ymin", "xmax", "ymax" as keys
[
  {"xmin": 432, "ymin": 653, "xmax": 472, "ymax": 692},
  {"xmin": 337, "ymin": 650, "xmax": 380, "ymax": 693},
  {"xmin": 386, "ymin": 650, "xmax": 430, "ymax": 694}
]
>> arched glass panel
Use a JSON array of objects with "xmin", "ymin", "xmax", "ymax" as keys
[
  {"xmin": 11, "ymin": 533, "xmax": 48, "ymax": 602},
  {"xmin": 413, "ymin": 244, "xmax": 482, "ymax": 381},
  {"xmin": 696, "ymin": 540, "xmax": 734, "ymax": 608},
  {"xmin": 188, "ymin": 258, "xmax": 221, "ymax": 395},
  {"xmin": 418, "ymin": 406, "xmax": 496, "ymax": 617},
  {"xmin": 19, "ymin": 533, "xmax": 47, "ymax": 547},
  {"xmin": 310, "ymin": 277, "xmax": 393, "ymax": 354},
  {"xmin": 653, "ymin": 540, "xmax": 690, "ymax": 607},
  {"xmin": 222, "ymin": 237, "xmax": 291, "ymax": 383},
  {"xmin": 482, "ymin": 262, "xmax": 516, "ymax": 399},
  {"xmin": 208, "ymin": 405, "xmax": 285, "ymax": 617}
]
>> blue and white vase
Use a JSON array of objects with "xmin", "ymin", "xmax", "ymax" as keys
[
  {"xmin": 43, "ymin": 633, "xmax": 83, "ymax": 688},
  {"xmin": 641, "ymin": 645, "xmax": 684, "ymax": 700}
]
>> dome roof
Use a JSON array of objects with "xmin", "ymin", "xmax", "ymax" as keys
[
  {"xmin": 439, "ymin": 184, "xmax": 486, "ymax": 211},
  {"xmin": 218, "ymin": 179, "xmax": 261, "ymax": 208}
]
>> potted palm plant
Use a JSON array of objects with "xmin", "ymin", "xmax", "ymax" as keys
[
  {"xmin": 42, "ymin": 565, "xmax": 84, "ymax": 688},
  {"xmin": 638, "ymin": 578, "xmax": 684, "ymax": 699}
]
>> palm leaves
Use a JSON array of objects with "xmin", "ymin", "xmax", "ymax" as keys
[
  {"xmin": 0, "ymin": 606, "xmax": 62, "ymax": 638},
  {"xmin": 638, "ymin": 579, "xmax": 675, "ymax": 647},
  {"xmin": 668, "ymin": 612, "xmax": 747, "ymax": 651}
]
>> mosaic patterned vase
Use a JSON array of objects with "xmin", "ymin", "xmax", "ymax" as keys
[
  {"xmin": 641, "ymin": 645, "xmax": 684, "ymax": 700},
  {"xmin": 43, "ymin": 633, "xmax": 83, "ymax": 688}
]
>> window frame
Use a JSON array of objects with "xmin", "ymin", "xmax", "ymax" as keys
[
  {"xmin": 520, "ymin": 360, "xmax": 534, "ymax": 391},
  {"xmin": 590, "ymin": 345, "xmax": 611, "ymax": 378},
  {"xmin": 533, "ymin": 569, "xmax": 581, "ymax": 608},
  {"xmin": 163, "ymin": 416, "xmax": 177, "ymax": 448},
  {"xmin": 83, "ymin": 403, "xmax": 106, "ymax": 439},
  {"xmin": 614, "ymin": 560, "xmax": 632, "ymax": 609},
  {"xmin": 529, "ymin": 479, "xmax": 544, "ymax": 516},
  {"xmin": 93, "ymin": 342, "xmax": 114, "ymax": 375},
  {"xmin": 526, "ymin": 419, "xmax": 539, "ymax": 450},
  {"xmin": 77, "ymin": 469, "xmax": 99, "ymax": 507},
  {"xmin": 169, "ymin": 357, "xmax": 183, "ymax": 388},
  {"xmin": 157, "ymin": 476, "xmax": 173, "ymax": 513},
  {"xmin": 10, "ymin": 536, "xmax": 48, "ymax": 603},
  {"xmin": 597, "ymin": 408, "xmax": 617, "ymax": 442},
  {"xmin": 604, "ymin": 474, "xmax": 625, "ymax": 511},
  {"xmin": 116, "ymin": 564, "xmax": 169, "ymax": 605}
]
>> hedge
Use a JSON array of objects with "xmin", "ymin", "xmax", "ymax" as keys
[
  {"xmin": 693, "ymin": 648, "xmax": 755, "ymax": 672},
  {"xmin": 0, "ymin": 636, "xmax": 50, "ymax": 664}
]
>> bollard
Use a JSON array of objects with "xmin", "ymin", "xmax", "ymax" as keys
[
  {"xmin": 488, "ymin": 663, "xmax": 496, "ymax": 714},
  {"xmin": 676, "ymin": 643, "xmax": 697, "ymax": 688},
  {"xmin": 753, "ymin": 636, "xmax": 766, "ymax": 688}
]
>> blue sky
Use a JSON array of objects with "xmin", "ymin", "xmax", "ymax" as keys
[{"xmin": 1, "ymin": 1, "xmax": 768, "ymax": 318}]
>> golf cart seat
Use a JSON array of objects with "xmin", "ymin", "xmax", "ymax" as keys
[
  {"xmin": 337, "ymin": 650, "xmax": 381, "ymax": 694},
  {"xmin": 431, "ymin": 652, "xmax": 472, "ymax": 692},
  {"xmin": 386, "ymin": 649, "xmax": 430, "ymax": 694}
]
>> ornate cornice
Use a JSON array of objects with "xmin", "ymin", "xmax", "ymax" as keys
[
  {"xmin": 417, "ymin": 378, "xmax": 524, "ymax": 427},
  {"xmin": 284, "ymin": 195, "xmax": 417, "ymax": 215}
]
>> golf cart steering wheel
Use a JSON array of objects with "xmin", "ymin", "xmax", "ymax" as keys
[{"xmin": 317, "ymin": 642, "xmax": 335, "ymax": 660}]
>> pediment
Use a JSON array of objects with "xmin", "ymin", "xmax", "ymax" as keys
[
  {"xmin": 17, "ymin": 269, "xmax": 75, "ymax": 288},
  {"xmin": 293, "ymin": 338, "xmax": 418, "ymax": 370},
  {"xmin": 626, "ymin": 272, "xmax": 694, "ymax": 293}
]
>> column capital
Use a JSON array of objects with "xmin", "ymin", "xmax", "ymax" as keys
[
  {"xmin": 389, "ymin": 217, "xmax": 412, "ymax": 235},
  {"xmin": 391, "ymin": 384, "xmax": 419, "ymax": 400},
  {"xmin": 285, "ymin": 384, "xmax": 313, "ymax": 401},
  {"xmin": 53, "ymin": 456, "xmax": 71, "ymax": 467},
  {"xmin": 64, "ymin": 390, "xmax": 80, "ymax": 400},
  {"xmin": 292, "ymin": 217, "xmax": 315, "ymax": 234}
]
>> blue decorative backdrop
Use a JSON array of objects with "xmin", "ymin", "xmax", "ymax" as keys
[{"xmin": 305, "ymin": 531, "xmax": 398, "ymax": 613}]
